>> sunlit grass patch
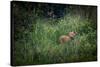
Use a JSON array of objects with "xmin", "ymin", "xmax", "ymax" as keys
[{"xmin": 14, "ymin": 14, "xmax": 97, "ymax": 65}]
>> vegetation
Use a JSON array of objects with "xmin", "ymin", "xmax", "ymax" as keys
[{"xmin": 11, "ymin": 1, "xmax": 97, "ymax": 66}]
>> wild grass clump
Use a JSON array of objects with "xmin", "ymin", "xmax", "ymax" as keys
[{"xmin": 14, "ymin": 14, "xmax": 97, "ymax": 65}]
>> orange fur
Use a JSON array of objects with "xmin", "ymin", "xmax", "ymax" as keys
[{"xmin": 59, "ymin": 32, "xmax": 77, "ymax": 44}]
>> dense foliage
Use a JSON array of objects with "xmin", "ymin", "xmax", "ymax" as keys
[{"xmin": 11, "ymin": 1, "xmax": 97, "ymax": 66}]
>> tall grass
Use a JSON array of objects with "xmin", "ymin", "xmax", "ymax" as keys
[{"xmin": 14, "ymin": 14, "xmax": 97, "ymax": 65}]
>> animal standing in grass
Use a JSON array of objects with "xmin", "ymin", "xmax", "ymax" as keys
[{"xmin": 59, "ymin": 32, "xmax": 77, "ymax": 44}]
